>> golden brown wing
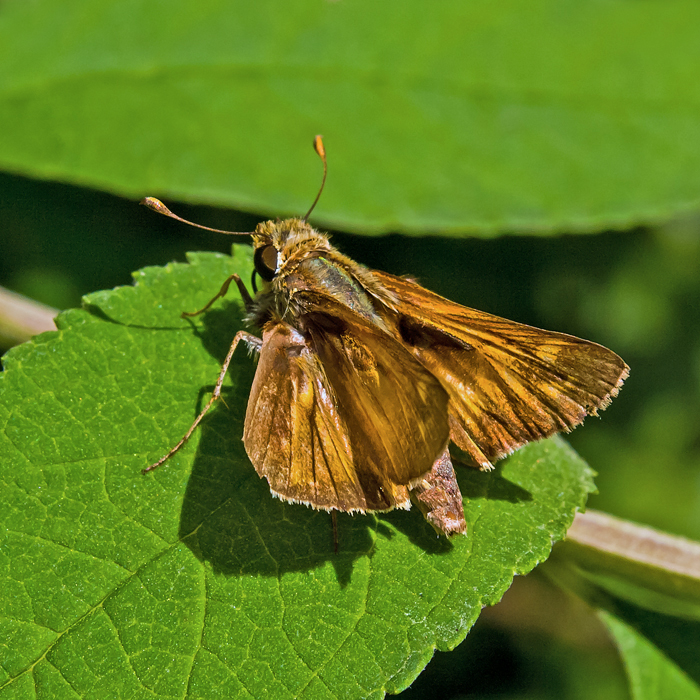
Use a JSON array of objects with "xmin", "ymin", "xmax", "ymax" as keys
[
  {"xmin": 373, "ymin": 271, "xmax": 629, "ymax": 469},
  {"xmin": 243, "ymin": 302, "xmax": 450, "ymax": 512}
]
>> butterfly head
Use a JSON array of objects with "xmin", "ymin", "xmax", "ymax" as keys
[{"xmin": 251, "ymin": 218, "xmax": 332, "ymax": 285}]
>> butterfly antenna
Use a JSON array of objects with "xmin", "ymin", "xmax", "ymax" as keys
[
  {"xmin": 140, "ymin": 197, "xmax": 250, "ymax": 235},
  {"xmin": 303, "ymin": 135, "xmax": 327, "ymax": 222}
]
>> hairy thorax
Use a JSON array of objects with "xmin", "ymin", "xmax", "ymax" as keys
[{"xmin": 247, "ymin": 218, "xmax": 399, "ymax": 333}]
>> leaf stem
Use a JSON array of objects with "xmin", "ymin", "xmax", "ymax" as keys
[
  {"xmin": 560, "ymin": 509, "xmax": 700, "ymax": 606},
  {"xmin": 568, "ymin": 510, "xmax": 700, "ymax": 580}
]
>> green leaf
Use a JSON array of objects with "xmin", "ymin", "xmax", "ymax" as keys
[
  {"xmin": 1, "ymin": 0, "xmax": 699, "ymax": 235},
  {"xmin": 0, "ymin": 247, "xmax": 595, "ymax": 698},
  {"xmin": 600, "ymin": 612, "xmax": 700, "ymax": 700}
]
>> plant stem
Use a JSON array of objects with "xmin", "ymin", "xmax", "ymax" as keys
[
  {"xmin": 560, "ymin": 509, "xmax": 700, "ymax": 606},
  {"xmin": 0, "ymin": 285, "xmax": 58, "ymax": 348}
]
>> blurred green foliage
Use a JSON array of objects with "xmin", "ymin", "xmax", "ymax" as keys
[{"xmin": 2, "ymin": 0, "xmax": 700, "ymax": 235}]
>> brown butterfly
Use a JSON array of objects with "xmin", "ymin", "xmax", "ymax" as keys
[{"xmin": 141, "ymin": 136, "xmax": 628, "ymax": 538}]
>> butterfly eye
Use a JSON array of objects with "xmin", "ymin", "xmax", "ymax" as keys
[{"xmin": 254, "ymin": 244, "xmax": 278, "ymax": 281}]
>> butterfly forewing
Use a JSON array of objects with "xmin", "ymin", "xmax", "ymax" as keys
[
  {"xmin": 373, "ymin": 271, "xmax": 629, "ymax": 468},
  {"xmin": 244, "ymin": 323, "xmax": 362, "ymax": 510},
  {"xmin": 244, "ymin": 297, "xmax": 451, "ymax": 512}
]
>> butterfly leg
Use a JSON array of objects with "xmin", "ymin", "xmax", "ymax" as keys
[
  {"xmin": 410, "ymin": 448, "xmax": 467, "ymax": 536},
  {"xmin": 181, "ymin": 273, "xmax": 255, "ymax": 318},
  {"xmin": 142, "ymin": 329, "xmax": 262, "ymax": 474},
  {"xmin": 331, "ymin": 512, "xmax": 339, "ymax": 554}
]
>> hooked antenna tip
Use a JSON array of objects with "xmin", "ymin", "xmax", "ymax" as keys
[
  {"xmin": 303, "ymin": 136, "xmax": 328, "ymax": 221},
  {"xmin": 140, "ymin": 197, "xmax": 173, "ymax": 216},
  {"xmin": 139, "ymin": 196, "xmax": 250, "ymax": 235},
  {"xmin": 313, "ymin": 135, "xmax": 326, "ymax": 161}
]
